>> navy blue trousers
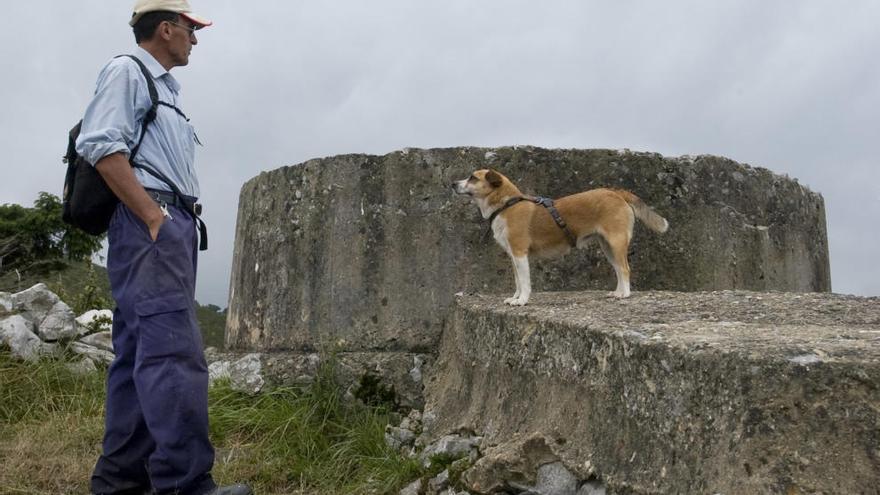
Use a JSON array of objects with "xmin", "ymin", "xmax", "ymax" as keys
[{"xmin": 91, "ymin": 203, "xmax": 216, "ymax": 495}]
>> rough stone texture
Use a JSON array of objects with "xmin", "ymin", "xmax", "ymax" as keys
[
  {"xmin": 229, "ymin": 353, "xmax": 265, "ymax": 394},
  {"xmin": 424, "ymin": 291, "xmax": 880, "ymax": 495},
  {"xmin": 1, "ymin": 284, "xmax": 113, "ymax": 367},
  {"xmin": 399, "ymin": 479, "xmax": 422, "ymax": 495},
  {"xmin": 227, "ymin": 147, "xmax": 830, "ymax": 354},
  {"xmin": 531, "ymin": 461, "xmax": 579, "ymax": 495},
  {"xmin": 36, "ymin": 300, "xmax": 77, "ymax": 341},
  {"xmin": 420, "ymin": 434, "xmax": 482, "ymax": 467},
  {"xmin": 75, "ymin": 309, "xmax": 114, "ymax": 336},
  {"xmin": 0, "ymin": 314, "xmax": 46, "ymax": 361},
  {"xmin": 0, "ymin": 291, "xmax": 12, "ymax": 315},
  {"xmin": 79, "ymin": 330, "xmax": 113, "ymax": 352},
  {"xmin": 69, "ymin": 341, "xmax": 114, "ymax": 365},
  {"xmin": 205, "ymin": 350, "xmax": 433, "ymax": 408},
  {"xmin": 12, "ymin": 283, "xmax": 60, "ymax": 326}
]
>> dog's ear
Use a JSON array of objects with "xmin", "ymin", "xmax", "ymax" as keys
[{"xmin": 486, "ymin": 169, "xmax": 503, "ymax": 188}]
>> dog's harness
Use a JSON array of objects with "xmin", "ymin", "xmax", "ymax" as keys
[{"xmin": 485, "ymin": 196, "xmax": 578, "ymax": 247}]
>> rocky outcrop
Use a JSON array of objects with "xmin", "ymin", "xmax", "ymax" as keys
[
  {"xmin": 0, "ymin": 284, "xmax": 111, "ymax": 367},
  {"xmin": 422, "ymin": 291, "xmax": 880, "ymax": 494},
  {"xmin": 205, "ymin": 348, "xmax": 432, "ymax": 408},
  {"xmin": 226, "ymin": 147, "xmax": 830, "ymax": 356}
]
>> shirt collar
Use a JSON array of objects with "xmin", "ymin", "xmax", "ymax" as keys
[{"xmin": 134, "ymin": 46, "xmax": 181, "ymax": 93}]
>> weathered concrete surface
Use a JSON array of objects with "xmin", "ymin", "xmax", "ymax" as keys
[
  {"xmin": 423, "ymin": 291, "xmax": 880, "ymax": 494},
  {"xmin": 226, "ymin": 147, "xmax": 830, "ymax": 352},
  {"xmin": 204, "ymin": 349, "xmax": 433, "ymax": 408}
]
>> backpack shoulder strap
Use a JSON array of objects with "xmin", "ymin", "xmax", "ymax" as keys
[{"xmin": 115, "ymin": 54, "xmax": 159, "ymax": 160}]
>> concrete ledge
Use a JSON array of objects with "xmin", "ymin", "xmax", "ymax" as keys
[{"xmin": 423, "ymin": 291, "xmax": 880, "ymax": 494}]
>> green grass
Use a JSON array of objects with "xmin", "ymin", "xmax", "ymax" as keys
[{"xmin": 0, "ymin": 349, "xmax": 423, "ymax": 495}]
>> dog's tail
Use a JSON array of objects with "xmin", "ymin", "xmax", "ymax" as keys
[{"xmin": 613, "ymin": 189, "xmax": 669, "ymax": 233}]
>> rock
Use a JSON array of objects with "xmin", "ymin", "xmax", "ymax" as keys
[
  {"xmin": 530, "ymin": 462, "xmax": 578, "ymax": 495},
  {"xmin": 12, "ymin": 283, "xmax": 59, "ymax": 325},
  {"xmin": 0, "ymin": 314, "xmax": 47, "ymax": 361},
  {"xmin": 229, "ymin": 353, "xmax": 264, "ymax": 394},
  {"xmin": 428, "ymin": 469, "xmax": 450, "ymax": 494},
  {"xmin": 461, "ymin": 434, "xmax": 559, "ymax": 494},
  {"xmin": 410, "ymin": 354, "xmax": 425, "ymax": 384},
  {"xmin": 204, "ymin": 346, "xmax": 220, "ymax": 361},
  {"xmin": 400, "ymin": 409, "xmax": 423, "ymax": 434},
  {"xmin": 577, "ymin": 479, "xmax": 605, "ymax": 495},
  {"xmin": 76, "ymin": 309, "xmax": 114, "ymax": 336},
  {"xmin": 69, "ymin": 341, "xmax": 115, "ymax": 365},
  {"xmin": 421, "ymin": 434, "xmax": 482, "ymax": 468},
  {"xmin": 208, "ymin": 360, "xmax": 231, "ymax": 383},
  {"xmin": 36, "ymin": 300, "xmax": 77, "ymax": 341},
  {"xmin": 66, "ymin": 357, "xmax": 99, "ymax": 375},
  {"xmin": 0, "ymin": 291, "xmax": 12, "ymax": 315},
  {"xmin": 78, "ymin": 331, "xmax": 113, "ymax": 353},
  {"xmin": 8, "ymin": 284, "xmax": 77, "ymax": 342},
  {"xmin": 385, "ymin": 425, "xmax": 416, "ymax": 451},
  {"xmin": 399, "ymin": 479, "xmax": 421, "ymax": 495}
]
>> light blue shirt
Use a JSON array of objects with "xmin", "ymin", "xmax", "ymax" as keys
[{"xmin": 76, "ymin": 46, "xmax": 200, "ymax": 198}]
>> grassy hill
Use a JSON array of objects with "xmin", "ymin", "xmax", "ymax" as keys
[
  {"xmin": 0, "ymin": 349, "xmax": 425, "ymax": 494},
  {"xmin": 0, "ymin": 259, "xmax": 227, "ymax": 348}
]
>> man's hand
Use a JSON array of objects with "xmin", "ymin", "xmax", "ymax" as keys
[
  {"xmin": 147, "ymin": 214, "xmax": 165, "ymax": 242},
  {"xmin": 94, "ymin": 152, "xmax": 165, "ymax": 240}
]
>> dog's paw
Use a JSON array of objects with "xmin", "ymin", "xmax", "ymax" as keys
[
  {"xmin": 609, "ymin": 291, "xmax": 631, "ymax": 299},
  {"xmin": 506, "ymin": 297, "xmax": 529, "ymax": 306}
]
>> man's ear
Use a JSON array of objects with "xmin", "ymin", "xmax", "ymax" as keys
[
  {"xmin": 157, "ymin": 20, "xmax": 173, "ymax": 41},
  {"xmin": 486, "ymin": 169, "xmax": 503, "ymax": 188}
]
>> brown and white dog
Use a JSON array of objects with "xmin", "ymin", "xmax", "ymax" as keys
[{"xmin": 452, "ymin": 169, "xmax": 669, "ymax": 305}]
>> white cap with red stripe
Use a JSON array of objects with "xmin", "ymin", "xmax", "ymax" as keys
[{"xmin": 129, "ymin": 0, "xmax": 212, "ymax": 28}]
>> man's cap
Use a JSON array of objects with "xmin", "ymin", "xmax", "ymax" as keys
[{"xmin": 129, "ymin": 0, "xmax": 213, "ymax": 28}]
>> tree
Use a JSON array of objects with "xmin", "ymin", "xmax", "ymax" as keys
[{"xmin": 0, "ymin": 192, "xmax": 104, "ymax": 273}]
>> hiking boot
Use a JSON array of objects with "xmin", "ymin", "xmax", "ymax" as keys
[{"xmin": 205, "ymin": 485, "xmax": 253, "ymax": 495}]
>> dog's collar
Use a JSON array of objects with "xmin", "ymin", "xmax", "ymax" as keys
[{"xmin": 487, "ymin": 197, "xmax": 525, "ymax": 225}]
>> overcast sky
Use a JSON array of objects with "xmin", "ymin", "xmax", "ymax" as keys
[{"xmin": 2, "ymin": 1, "xmax": 878, "ymax": 306}]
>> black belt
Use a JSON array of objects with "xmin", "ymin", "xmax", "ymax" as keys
[
  {"xmin": 145, "ymin": 188, "xmax": 202, "ymax": 216},
  {"xmin": 144, "ymin": 187, "xmax": 208, "ymax": 250}
]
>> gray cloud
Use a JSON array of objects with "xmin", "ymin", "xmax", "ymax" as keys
[{"xmin": 3, "ymin": 1, "xmax": 878, "ymax": 305}]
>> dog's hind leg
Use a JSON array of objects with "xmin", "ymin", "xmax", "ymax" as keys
[
  {"xmin": 598, "ymin": 233, "xmax": 631, "ymax": 298},
  {"xmin": 505, "ymin": 255, "xmax": 531, "ymax": 306}
]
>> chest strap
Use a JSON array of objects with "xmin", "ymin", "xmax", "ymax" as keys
[{"xmin": 485, "ymin": 196, "xmax": 578, "ymax": 247}]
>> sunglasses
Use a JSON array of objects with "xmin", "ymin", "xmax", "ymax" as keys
[{"xmin": 166, "ymin": 20, "xmax": 197, "ymax": 36}]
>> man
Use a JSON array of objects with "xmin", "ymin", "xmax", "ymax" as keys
[{"xmin": 76, "ymin": 1, "xmax": 251, "ymax": 494}]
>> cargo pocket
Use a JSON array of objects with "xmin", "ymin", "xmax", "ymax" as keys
[{"xmin": 135, "ymin": 292, "xmax": 195, "ymax": 359}]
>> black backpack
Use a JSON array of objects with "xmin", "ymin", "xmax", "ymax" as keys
[
  {"xmin": 63, "ymin": 55, "xmax": 158, "ymax": 235},
  {"xmin": 62, "ymin": 55, "xmax": 207, "ymax": 250}
]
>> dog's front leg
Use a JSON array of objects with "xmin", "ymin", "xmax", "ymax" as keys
[
  {"xmin": 505, "ymin": 255, "xmax": 531, "ymax": 306},
  {"xmin": 504, "ymin": 254, "xmax": 522, "ymax": 304}
]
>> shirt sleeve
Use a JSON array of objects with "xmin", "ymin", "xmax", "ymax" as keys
[{"xmin": 75, "ymin": 58, "xmax": 150, "ymax": 166}]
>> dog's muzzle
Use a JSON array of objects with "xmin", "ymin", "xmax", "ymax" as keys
[{"xmin": 451, "ymin": 181, "xmax": 471, "ymax": 195}]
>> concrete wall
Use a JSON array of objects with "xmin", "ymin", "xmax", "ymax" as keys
[
  {"xmin": 226, "ymin": 147, "xmax": 830, "ymax": 352},
  {"xmin": 423, "ymin": 291, "xmax": 880, "ymax": 494}
]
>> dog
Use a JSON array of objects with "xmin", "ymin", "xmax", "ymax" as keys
[{"xmin": 452, "ymin": 169, "xmax": 668, "ymax": 305}]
